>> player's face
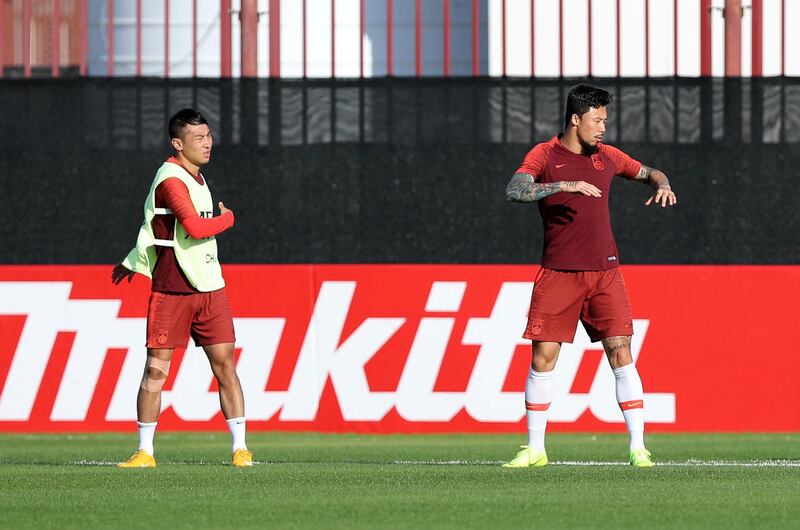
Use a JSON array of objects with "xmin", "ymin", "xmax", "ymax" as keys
[
  {"xmin": 174, "ymin": 123, "xmax": 213, "ymax": 167},
  {"xmin": 575, "ymin": 106, "xmax": 607, "ymax": 149}
]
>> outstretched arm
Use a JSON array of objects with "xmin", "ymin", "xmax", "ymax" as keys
[
  {"xmin": 505, "ymin": 173, "xmax": 602, "ymax": 202},
  {"xmin": 634, "ymin": 165, "xmax": 677, "ymax": 207}
]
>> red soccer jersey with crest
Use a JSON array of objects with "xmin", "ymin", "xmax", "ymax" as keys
[{"xmin": 516, "ymin": 136, "xmax": 641, "ymax": 271}]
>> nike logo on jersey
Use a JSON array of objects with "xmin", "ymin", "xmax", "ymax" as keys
[{"xmin": 555, "ymin": 164, "xmax": 567, "ymax": 168}]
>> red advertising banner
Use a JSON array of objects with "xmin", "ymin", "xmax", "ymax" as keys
[{"xmin": 1, "ymin": 265, "xmax": 798, "ymax": 433}]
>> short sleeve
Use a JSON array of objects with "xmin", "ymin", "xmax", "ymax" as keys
[
  {"xmin": 602, "ymin": 144, "xmax": 642, "ymax": 179},
  {"xmin": 516, "ymin": 141, "xmax": 554, "ymax": 182}
]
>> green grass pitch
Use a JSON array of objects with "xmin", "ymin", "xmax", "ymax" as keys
[{"xmin": 2, "ymin": 432, "xmax": 799, "ymax": 529}]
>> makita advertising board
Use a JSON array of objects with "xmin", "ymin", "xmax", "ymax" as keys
[{"xmin": 1, "ymin": 265, "xmax": 798, "ymax": 433}]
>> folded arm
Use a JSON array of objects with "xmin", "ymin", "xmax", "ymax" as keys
[
  {"xmin": 159, "ymin": 178, "xmax": 235, "ymax": 238},
  {"xmin": 505, "ymin": 173, "xmax": 601, "ymax": 202}
]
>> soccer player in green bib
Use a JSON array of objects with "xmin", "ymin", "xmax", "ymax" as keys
[{"xmin": 112, "ymin": 109, "xmax": 252, "ymax": 468}]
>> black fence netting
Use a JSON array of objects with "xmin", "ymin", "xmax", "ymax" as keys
[{"xmin": 1, "ymin": 77, "xmax": 798, "ymax": 264}]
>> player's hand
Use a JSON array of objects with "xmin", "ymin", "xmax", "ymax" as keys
[
  {"xmin": 560, "ymin": 180, "xmax": 602, "ymax": 197},
  {"xmin": 111, "ymin": 263, "xmax": 135, "ymax": 285},
  {"xmin": 219, "ymin": 201, "xmax": 232, "ymax": 216},
  {"xmin": 645, "ymin": 186, "xmax": 677, "ymax": 207}
]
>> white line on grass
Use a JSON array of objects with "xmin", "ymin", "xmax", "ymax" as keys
[
  {"xmin": 69, "ymin": 460, "xmax": 268, "ymax": 466},
  {"xmin": 67, "ymin": 459, "xmax": 800, "ymax": 467},
  {"xmin": 392, "ymin": 459, "xmax": 800, "ymax": 467}
]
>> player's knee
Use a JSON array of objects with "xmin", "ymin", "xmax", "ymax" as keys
[
  {"xmin": 532, "ymin": 356, "xmax": 556, "ymax": 372},
  {"xmin": 532, "ymin": 342, "xmax": 560, "ymax": 371},
  {"xmin": 140, "ymin": 356, "xmax": 170, "ymax": 392},
  {"xmin": 213, "ymin": 360, "xmax": 238, "ymax": 386}
]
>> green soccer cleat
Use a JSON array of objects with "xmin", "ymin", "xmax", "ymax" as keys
[
  {"xmin": 502, "ymin": 445, "xmax": 548, "ymax": 468},
  {"xmin": 629, "ymin": 448, "xmax": 654, "ymax": 467}
]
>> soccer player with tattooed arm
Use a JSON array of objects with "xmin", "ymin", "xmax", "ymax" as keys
[
  {"xmin": 112, "ymin": 108, "xmax": 253, "ymax": 468},
  {"xmin": 503, "ymin": 84, "xmax": 677, "ymax": 468}
]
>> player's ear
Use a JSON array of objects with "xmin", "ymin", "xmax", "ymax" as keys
[
  {"xmin": 570, "ymin": 113, "xmax": 581, "ymax": 127},
  {"xmin": 171, "ymin": 137, "xmax": 183, "ymax": 152}
]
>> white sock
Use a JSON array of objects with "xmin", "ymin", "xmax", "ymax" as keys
[
  {"xmin": 137, "ymin": 421, "xmax": 157, "ymax": 455},
  {"xmin": 525, "ymin": 368, "xmax": 553, "ymax": 453},
  {"xmin": 613, "ymin": 363, "xmax": 645, "ymax": 451},
  {"xmin": 226, "ymin": 417, "xmax": 247, "ymax": 452}
]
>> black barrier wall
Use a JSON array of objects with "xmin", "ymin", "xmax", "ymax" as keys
[{"xmin": 1, "ymin": 77, "xmax": 798, "ymax": 264}]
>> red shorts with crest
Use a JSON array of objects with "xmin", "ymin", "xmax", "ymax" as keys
[
  {"xmin": 146, "ymin": 288, "xmax": 236, "ymax": 349},
  {"xmin": 524, "ymin": 268, "xmax": 633, "ymax": 343}
]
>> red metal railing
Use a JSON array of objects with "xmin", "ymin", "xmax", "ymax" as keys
[
  {"xmin": 443, "ymin": 0, "xmax": 450, "ymax": 77},
  {"xmin": 106, "ymin": 0, "xmax": 113, "ymax": 76},
  {"xmin": 751, "ymin": 0, "xmax": 761, "ymax": 77},
  {"xmin": 472, "ymin": 0, "xmax": 479, "ymax": 76},
  {"xmin": 616, "ymin": 0, "xmax": 621, "ymax": 77},
  {"xmin": 51, "ymin": 0, "xmax": 60, "ymax": 77},
  {"xmin": 587, "ymin": 0, "xmax": 591, "ymax": 76},
  {"xmin": 386, "ymin": 0, "xmax": 393, "ymax": 76},
  {"xmin": 781, "ymin": 0, "xmax": 785, "ymax": 75},
  {"xmin": 79, "ymin": 0, "xmax": 87, "ymax": 76},
  {"xmin": 220, "ymin": 0, "xmax": 231, "ymax": 78},
  {"xmin": 645, "ymin": 0, "xmax": 650, "ymax": 76},
  {"xmin": 268, "ymin": 0, "xmax": 280, "ymax": 77},
  {"xmin": 0, "ymin": 0, "xmax": 791, "ymax": 79},
  {"xmin": 500, "ymin": 0, "xmax": 506, "ymax": 77},
  {"xmin": 701, "ymin": 0, "xmax": 712, "ymax": 76},
  {"xmin": 135, "ymin": 0, "xmax": 141, "ymax": 76},
  {"xmin": 360, "ymin": 0, "xmax": 365, "ymax": 78},
  {"xmin": 164, "ymin": 0, "xmax": 171, "ymax": 77},
  {"xmin": 23, "ymin": 0, "xmax": 31, "ymax": 77},
  {"xmin": 415, "ymin": 0, "xmax": 421, "ymax": 76}
]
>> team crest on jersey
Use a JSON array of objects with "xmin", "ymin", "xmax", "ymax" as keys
[
  {"xmin": 591, "ymin": 154, "xmax": 604, "ymax": 170},
  {"xmin": 157, "ymin": 329, "xmax": 169, "ymax": 345},
  {"xmin": 531, "ymin": 319, "xmax": 544, "ymax": 336}
]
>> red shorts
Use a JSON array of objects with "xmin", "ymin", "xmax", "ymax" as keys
[
  {"xmin": 146, "ymin": 288, "xmax": 236, "ymax": 349},
  {"xmin": 524, "ymin": 268, "xmax": 633, "ymax": 343}
]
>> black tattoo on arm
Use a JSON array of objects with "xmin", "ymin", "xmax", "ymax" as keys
[
  {"xmin": 634, "ymin": 165, "xmax": 653, "ymax": 183},
  {"xmin": 635, "ymin": 165, "xmax": 671, "ymax": 190},
  {"xmin": 505, "ymin": 173, "xmax": 563, "ymax": 203}
]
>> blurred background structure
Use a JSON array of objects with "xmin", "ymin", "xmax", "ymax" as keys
[{"xmin": 2, "ymin": 0, "xmax": 799, "ymax": 79}]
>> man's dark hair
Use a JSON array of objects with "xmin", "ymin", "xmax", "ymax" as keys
[
  {"xmin": 564, "ymin": 85, "xmax": 612, "ymax": 128},
  {"xmin": 168, "ymin": 108, "xmax": 208, "ymax": 139}
]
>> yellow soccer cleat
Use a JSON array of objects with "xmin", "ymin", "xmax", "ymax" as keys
[
  {"xmin": 117, "ymin": 449, "xmax": 156, "ymax": 468},
  {"xmin": 629, "ymin": 448, "xmax": 654, "ymax": 468},
  {"xmin": 232, "ymin": 448, "xmax": 254, "ymax": 468},
  {"xmin": 502, "ymin": 445, "xmax": 548, "ymax": 468}
]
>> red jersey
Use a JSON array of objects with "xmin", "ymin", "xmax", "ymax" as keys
[
  {"xmin": 151, "ymin": 157, "xmax": 234, "ymax": 293},
  {"xmin": 516, "ymin": 136, "xmax": 641, "ymax": 271}
]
